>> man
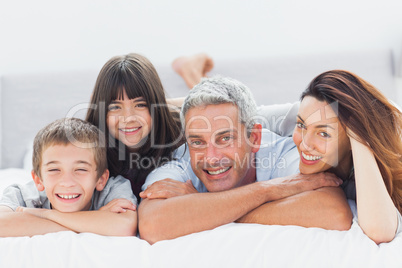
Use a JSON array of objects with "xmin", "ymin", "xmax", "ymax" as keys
[{"xmin": 138, "ymin": 76, "xmax": 352, "ymax": 244}]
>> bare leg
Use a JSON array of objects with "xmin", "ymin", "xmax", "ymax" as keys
[{"xmin": 172, "ymin": 53, "xmax": 214, "ymax": 89}]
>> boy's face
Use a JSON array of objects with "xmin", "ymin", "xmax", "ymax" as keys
[{"xmin": 32, "ymin": 144, "xmax": 109, "ymax": 212}]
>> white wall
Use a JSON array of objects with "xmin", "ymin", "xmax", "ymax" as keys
[{"xmin": 0, "ymin": 0, "xmax": 401, "ymax": 75}]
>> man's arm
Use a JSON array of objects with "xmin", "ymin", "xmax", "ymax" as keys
[
  {"xmin": 138, "ymin": 173, "xmax": 342, "ymax": 244},
  {"xmin": 236, "ymin": 186, "xmax": 352, "ymax": 230},
  {"xmin": 0, "ymin": 206, "xmax": 69, "ymax": 237},
  {"xmin": 19, "ymin": 199, "xmax": 137, "ymax": 236}
]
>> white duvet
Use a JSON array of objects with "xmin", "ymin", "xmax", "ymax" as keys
[{"xmin": 1, "ymin": 168, "xmax": 401, "ymax": 268}]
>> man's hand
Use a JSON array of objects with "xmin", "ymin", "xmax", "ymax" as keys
[
  {"xmin": 140, "ymin": 179, "xmax": 198, "ymax": 200},
  {"xmin": 99, "ymin": 199, "xmax": 137, "ymax": 213},
  {"xmin": 263, "ymin": 172, "xmax": 343, "ymax": 200}
]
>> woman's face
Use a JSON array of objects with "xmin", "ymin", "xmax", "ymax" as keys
[
  {"xmin": 292, "ymin": 96, "xmax": 351, "ymax": 175},
  {"xmin": 106, "ymin": 90, "xmax": 152, "ymax": 148}
]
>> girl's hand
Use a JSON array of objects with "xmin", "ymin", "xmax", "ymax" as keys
[{"xmin": 99, "ymin": 199, "xmax": 137, "ymax": 213}]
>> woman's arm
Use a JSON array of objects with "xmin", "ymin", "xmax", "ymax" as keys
[{"xmin": 350, "ymin": 137, "xmax": 398, "ymax": 243}]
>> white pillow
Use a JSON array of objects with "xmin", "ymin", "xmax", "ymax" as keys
[{"xmin": 23, "ymin": 141, "xmax": 33, "ymax": 172}]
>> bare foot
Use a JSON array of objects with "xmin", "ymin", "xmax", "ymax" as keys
[{"xmin": 172, "ymin": 53, "xmax": 214, "ymax": 89}]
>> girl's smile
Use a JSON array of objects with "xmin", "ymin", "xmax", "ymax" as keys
[{"xmin": 107, "ymin": 90, "xmax": 153, "ymax": 148}]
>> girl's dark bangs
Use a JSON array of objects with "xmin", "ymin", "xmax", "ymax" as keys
[{"xmin": 112, "ymin": 71, "xmax": 151, "ymax": 102}]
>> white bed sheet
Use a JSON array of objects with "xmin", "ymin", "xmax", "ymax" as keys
[{"xmin": 1, "ymin": 168, "xmax": 402, "ymax": 268}]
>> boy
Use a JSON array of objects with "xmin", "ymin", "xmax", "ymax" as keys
[{"xmin": 0, "ymin": 118, "xmax": 137, "ymax": 237}]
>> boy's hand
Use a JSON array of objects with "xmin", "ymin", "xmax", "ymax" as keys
[{"xmin": 99, "ymin": 199, "xmax": 137, "ymax": 213}]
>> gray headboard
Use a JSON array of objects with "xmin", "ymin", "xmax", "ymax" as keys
[{"xmin": 0, "ymin": 49, "xmax": 397, "ymax": 169}]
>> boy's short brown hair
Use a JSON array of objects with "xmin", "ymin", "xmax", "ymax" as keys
[{"xmin": 32, "ymin": 118, "xmax": 107, "ymax": 178}]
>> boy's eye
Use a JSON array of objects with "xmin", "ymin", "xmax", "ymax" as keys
[{"xmin": 48, "ymin": 169, "xmax": 60, "ymax": 172}]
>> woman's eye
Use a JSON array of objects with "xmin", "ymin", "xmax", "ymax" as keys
[
  {"xmin": 296, "ymin": 122, "xmax": 306, "ymax": 129},
  {"xmin": 319, "ymin": 132, "xmax": 331, "ymax": 138}
]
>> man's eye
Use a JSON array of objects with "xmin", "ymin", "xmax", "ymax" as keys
[
  {"xmin": 221, "ymin": 136, "xmax": 232, "ymax": 142},
  {"xmin": 192, "ymin": 141, "xmax": 202, "ymax": 145},
  {"xmin": 189, "ymin": 140, "xmax": 204, "ymax": 147}
]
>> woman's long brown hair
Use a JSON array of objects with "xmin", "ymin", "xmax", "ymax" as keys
[{"xmin": 301, "ymin": 70, "xmax": 402, "ymax": 213}]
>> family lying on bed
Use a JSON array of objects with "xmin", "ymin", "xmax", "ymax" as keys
[{"xmin": 0, "ymin": 53, "xmax": 401, "ymax": 245}]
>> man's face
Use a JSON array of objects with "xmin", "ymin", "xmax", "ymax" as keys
[{"xmin": 185, "ymin": 103, "xmax": 261, "ymax": 192}]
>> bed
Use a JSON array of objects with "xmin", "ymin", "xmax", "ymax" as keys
[{"xmin": 1, "ymin": 49, "xmax": 401, "ymax": 267}]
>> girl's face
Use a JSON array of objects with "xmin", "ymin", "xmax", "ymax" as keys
[
  {"xmin": 107, "ymin": 90, "xmax": 152, "ymax": 148},
  {"xmin": 292, "ymin": 96, "xmax": 351, "ymax": 175}
]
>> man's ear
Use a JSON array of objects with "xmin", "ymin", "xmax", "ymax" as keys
[
  {"xmin": 95, "ymin": 169, "xmax": 110, "ymax": 191},
  {"xmin": 31, "ymin": 170, "xmax": 45, "ymax": 191},
  {"xmin": 249, "ymin": 123, "xmax": 262, "ymax": 153}
]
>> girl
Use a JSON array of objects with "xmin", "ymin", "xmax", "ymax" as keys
[
  {"xmin": 86, "ymin": 53, "xmax": 184, "ymax": 200},
  {"xmin": 293, "ymin": 70, "xmax": 402, "ymax": 243}
]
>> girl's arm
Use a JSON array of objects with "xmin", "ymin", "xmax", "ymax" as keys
[{"xmin": 350, "ymin": 137, "xmax": 398, "ymax": 244}]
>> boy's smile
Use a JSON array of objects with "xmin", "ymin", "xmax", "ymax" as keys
[{"xmin": 33, "ymin": 144, "xmax": 108, "ymax": 212}]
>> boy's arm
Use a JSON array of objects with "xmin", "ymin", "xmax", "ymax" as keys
[
  {"xmin": 0, "ymin": 205, "xmax": 69, "ymax": 237},
  {"xmin": 20, "ymin": 199, "xmax": 137, "ymax": 236}
]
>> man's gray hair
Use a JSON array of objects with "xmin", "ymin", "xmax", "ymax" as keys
[{"xmin": 180, "ymin": 76, "xmax": 257, "ymax": 134}]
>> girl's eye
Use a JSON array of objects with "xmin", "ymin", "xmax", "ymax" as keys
[
  {"xmin": 108, "ymin": 104, "xmax": 120, "ymax": 111},
  {"xmin": 48, "ymin": 169, "xmax": 60, "ymax": 172},
  {"xmin": 296, "ymin": 122, "xmax": 306, "ymax": 129},
  {"xmin": 135, "ymin": 103, "xmax": 147, "ymax": 108}
]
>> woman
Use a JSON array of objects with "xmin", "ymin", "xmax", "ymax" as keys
[
  {"xmin": 86, "ymin": 53, "xmax": 184, "ymax": 200},
  {"xmin": 293, "ymin": 70, "xmax": 402, "ymax": 243}
]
